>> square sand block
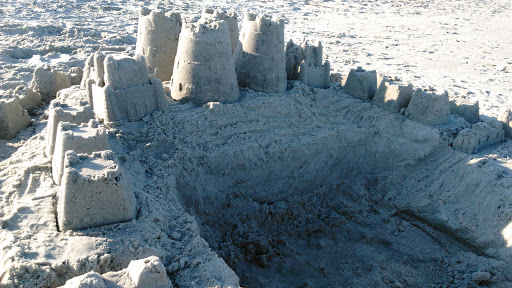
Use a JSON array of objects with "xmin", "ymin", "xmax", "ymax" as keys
[
  {"xmin": 58, "ymin": 150, "xmax": 137, "ymax": 231},
  {"xmin": 372, "ymin": 79, "xmax": 413, "ymax": 113},
  {"xmin": 90, "ymin": 54, "xmax": 166, "ymax": 125},
  {"xmin": 0, "ymin": 98, "xmax": 31, "ymax": 140},
  {"xmin": 453, "ymin": 120, "xmax": 504, "ymax": 154},
  {"xmin": 46, "ymin": 100, "xmax": 95, "ymax": 158},
  {"xmin": 499, "ymin": 109, "xmax": 512, "ymax": 139},
  {"xmin": 450, "ymin": 99, "xmax": 479, "ymax": 124},
  {"xmin": 404, "ymin": 89, "xmax": 450, "ymax": 126},
  {"xmin": 52, "ymin": 120, "xmax": 109, "ymax": 185},
  {"xmin": 343, "ymin": 66, "xmax": 377, "ymax": 101}
]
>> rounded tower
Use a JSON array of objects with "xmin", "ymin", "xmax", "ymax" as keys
[
  {"xmin": 170, "ymin": 20, "xmax": 239, "ymax": 105},
  {"xmin": 234, "ymin": 14, "xmax": 286, "ymax": 93},
  {"xmin": 136, "ymin": 8, "xmax": 182, "ymax": 82}
]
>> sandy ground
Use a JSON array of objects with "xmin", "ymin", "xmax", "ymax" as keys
[{"xmin": 2, "ymin": 0, "xmax": 512, "ymax": 287}]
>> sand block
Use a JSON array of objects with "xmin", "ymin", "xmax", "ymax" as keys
[
  {"xmin": 136, "ymin": 8, "xmax": 182, "ymax": 82},
  {"xmin": 453, "ymin": 120, "xmax": 504, "ymax": 154},
  {"xmin": 498, "ymin": 109, "xmax": 512, "ymax": 139},
  {"xmin": 88, "ymin": 54, "xmax": 166, "ymax": 124},
  {"xmin": 298, "ymin": 62, "xmax": 330, "ymax": 89},
  {"xmin": 171, "ymin": 21, "xmax": 239, "ymax": 105},
  {"xmin": 450, "ymin": 99, "xmax": 480, "ymax": 124},
  {"xmin": 372, "ymin": 79, "xmax": 414, "ymax": 113},
  {"xmin": 201, "ymin": 8, "xmax": 238, "ymax": 54},
  {"xmin": 46, "ymin": 100, "xmax": 95, "ymax": 157},
  {"xmin": 0, "ymin": 98, "xmax": 31, "ymax": 140},
  {"xmin": 343, "ymin": 67, "xmax": 377, "ymax": 100},
  {"xmin": 404, "ymin": 89, "xmax": 450, "ymax": 126},
  {"xmin": 28, "ymin": 64, "xmax": 71, "ymax": 102},
  {"xmin": 235, "ymin": 14, "xmax": 286, "ymax": 93},
  {"xmin": 58, "ymin": 150, "xmax": 137, "ymax": 231},
  {"xmin": 52, "ymin": 120, "xmax": 109, "ymax": 185}
]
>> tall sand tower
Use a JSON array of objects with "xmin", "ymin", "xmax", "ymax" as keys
[
  {"xmin": 234, "ymin": 14, "xmax": 286, "ymax": 93},
  {"xmin": 170, "ymin": 20, "xmax": 239, "ymax": 105},
  {"xmin": 136, "ymin": 8, "xmax": 182, "ymax": 82}
]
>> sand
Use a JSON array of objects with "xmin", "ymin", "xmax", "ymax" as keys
[{"xmin": 1, "ymin": 0, "xmax": 512, "ymax": 287}]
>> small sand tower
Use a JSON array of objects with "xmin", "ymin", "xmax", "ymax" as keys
[
  {"xmin": 234, "ymin": 14, "xmax": 286, "ymax": 93},
  {"xmin": 297, "ymin": 41, "xmax": 330, "ymax": 89},
  {"xmin": 170, "ymin": 20, "xmax": 239, "ymax": 105},
  {"xmin": 200, "ymin": 8, "xmax": 239, "ymax": 54},
  {"xmin": 136, "ymin": 8, "xmax": 182, "ymax": 82}
]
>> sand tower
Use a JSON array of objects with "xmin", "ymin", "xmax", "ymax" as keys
[
  {"xmin": 200, "ymin": 8, "xmax": 239, "ymax": 54},
  {"xmin": 234, "ymin": 14, "xmax": 286, "ymax": 93},
  {"xmin": 297, "ymin": 41, "xmax": 330, "ymax": 89},
  {"xmin": 136, "ymin": 8, "xmax": 182, "ymax": 82},
  {"xmin": 170, "ymin": 20, "xmax": 239, "ymax": 105}
]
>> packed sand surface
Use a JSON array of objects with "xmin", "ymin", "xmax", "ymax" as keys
[{"xmin": 2, "ymin": 0, "xmax": 512, "ymax": 287}]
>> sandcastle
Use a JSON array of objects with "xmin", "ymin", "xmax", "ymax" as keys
[
  {"xmin": 453, "ymin": 119, "xmax": 504, "ymax": 154},
  {"xmin": 51, "ymin": 120, "xmax": 109, "ymax": 185},
  {"xmin": 0, "ymin": 97, "xmax": 31, "ymax": 140},
  {"xmin": 200, "ymin": 8, "xmax": 239, "ymax": 54},
  {"xmin": 58, "ymin": 150, "xmax": 137, "ymax": 231},
  {"xmin": 136, "ymin": 8, "xmax": 182, "ymax": 82},
  {"xmin": 343, "ymin": 66, "xmax": 378, "ymax": 100},
  {"xmin": 372, "ymin": 78, "xmax": 414, "ymax": 113},
  {"xmin": 235, "ymin": 14, "xmax": 286, "ymax": 93},
  {"xmin": 170, "ymin": 20, "xmax": 239, "ymax": 105},
  {"xmin": 404, "ymin": 89, "xmax": 451, "ymax": 126},
  {"xmin": 46, "ymin": 100, "xmax": 94, "ymax": 157},
  {"xmin": 84, "ymin": 53, "xmax": 166, "ymax": 124},
  {"xmin": 285, "ymin": 40, "xmax": 330, "ymax": 89}
]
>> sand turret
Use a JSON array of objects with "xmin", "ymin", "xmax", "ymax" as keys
[
  {"xmin": 200, "ymin": 8, "xmax": 239, "ymax": 54},
  {"xmin": 136, "ymin": 8, "xmax": 182, "ymax": 82},
  {"xmin": 170, "ymin": 21, "xmax": 239, "ymax": 105},
  {"xmin": 234, "ymin": 14, "xmax": 286, "ymax": 93}
]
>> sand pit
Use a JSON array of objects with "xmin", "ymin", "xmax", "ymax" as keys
[{"xmin": 2, "ymin": 1, "xmax": 512, "ymax": 287}]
